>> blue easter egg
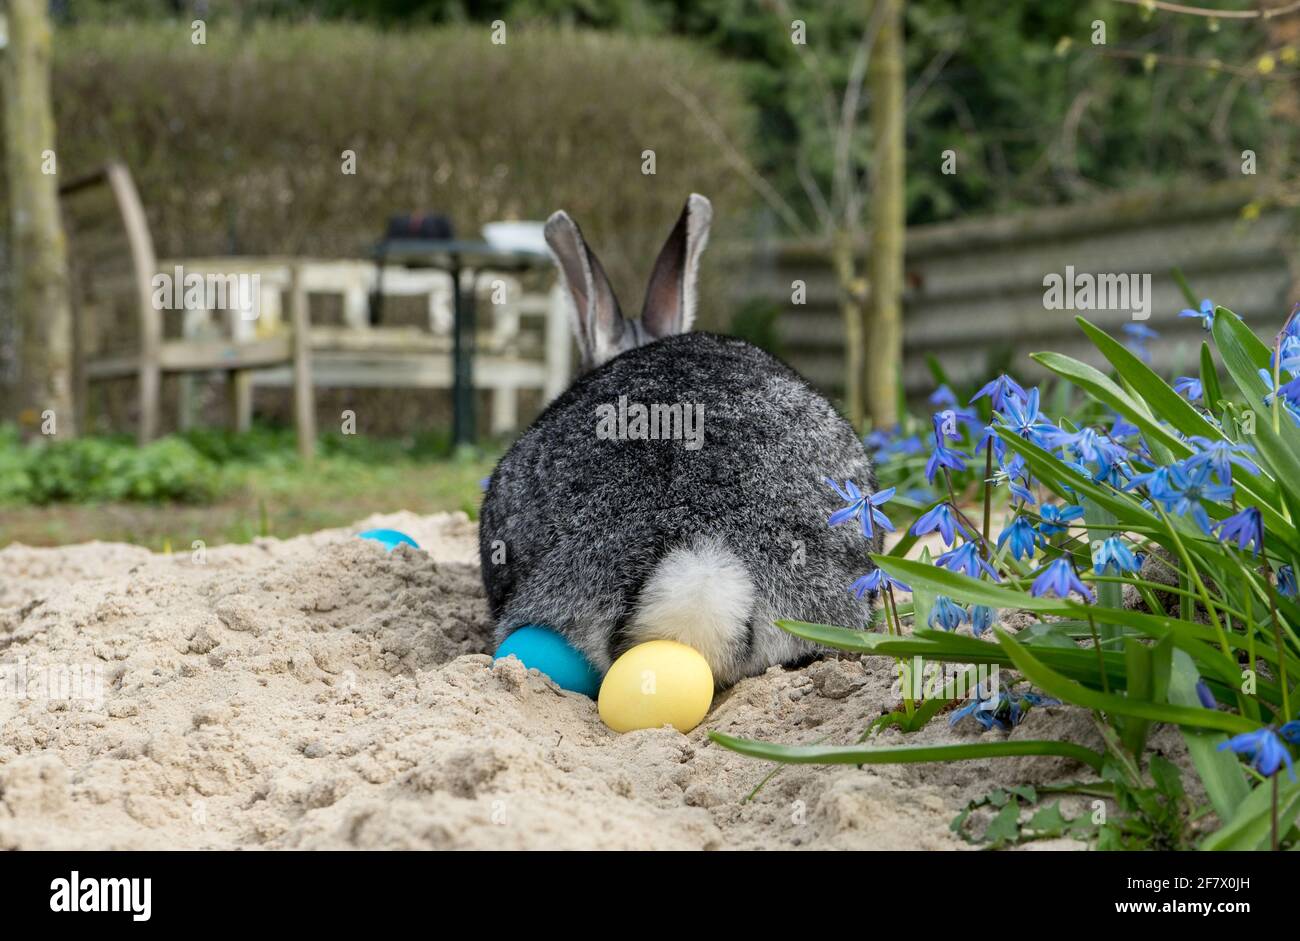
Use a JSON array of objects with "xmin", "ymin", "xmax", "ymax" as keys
[
  {"xmin": 494, "ymin": 625, "xmax": 602, "ymax": 698},
  {"xmin": 357, "ymin": 528, "xmax": 420, "ymax": 552}
]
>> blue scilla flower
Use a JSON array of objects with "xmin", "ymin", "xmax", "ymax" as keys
[
  {"xmin": 911, "ymin": 502, "xmax": 968, "ymax": 547},
  {"xmin": 1264, "ymin": 371, "xmax": 1300, "ymax": 411},
  {"xmin": 935, "ymin": 542, "xmax": 1001, "ymax": 581},
  {"xmin": 997, "ymin": 515, "xmax": 1041, "ymax": 561},
  {"xmin": 998, "ymin": 387, "xmax": 1060, "ymax": 449},
  {"xmin": 991, "ymin": 455, "xmax": 1038, "ymax": 505},
  {"xmin": 975, "ymin": 423, "xmax": 1007, "ymax": 462},
  {"xmin": 1173, "ymin": 376, "xmax": 1203, "ymax": 403},
  {"xmin": 825, "ymin": 479, "xmax": 896, "ymax": 540},
  {"xmin": 847, "ymin": 566, "xmax": 909, "ymax": 595},
  {"xmin": 970, "ymin": 373, "xmax": 1027, "ymax": 411},
  {"xmin": 932, "ymin": 411, "xmax": 961, "ymax": 442},
  {"xmin": 1093, "ymin": 535, "xmax": 1140, "ymax": 575},
  {"xmin": 1215, "ymin": 506, "xmax": 1264, "ymax": 556},
  {"xmin": 929, "ymin": 595, "xmax": 969, "ymax": 631},
  {"xmin": 1179, "ymin": 298, "xmax": 1216, "ymax": 331},
  {"xmin": 864, "ymin": 427, "xmax": 894, "ymax": 452},
  {"xmin": 1019, "ymin": 690, "xmax": 1062, "ymax": 708},
  {"xmin": 850, "ymin": 568, "xmax": 911, "ymax": 598},
  {"xmin": 1037, "ymin": 503, "xmax": 1084, "ymax": 537},
  {"xmin": 1108, "ymin": 416, "xmax": 1140, "ymax": 440},
  {"xmin": 971, "ymin": 605, "xmax": 997, "ymax": 637},
  {"xmin": 1280, "ymin": 564, "xmax": 1297, "ymax": 598},
  {"xmin": 1123, "ymin": 323, "xmax": 1159, "ymax": 341},
  {"xmin": 1185, "ymin": 437, "xmax": 1260, "ymax": 484},
  {"xmin": 1259, "ymin": 369, "xmax": 1300, "ymax": 428},
  {"xmin": 1030, "ymin": 557, "xmax": 1095, "ymax": 602},
  {"xmin": 1274, "ymin": 333, "xmax": 1300, "ymax": 376},
  {"xmin": 1167, "ymin": 461, "xmax": 1235, "ymax": 534},
  {"xmin": 1132, "ymin": 462, "xmax": 1231, "ymax": 533},
  {"xmin": 865, "ymin": 427, "xmax": 926, "ymax": 461},
  {"xmin": 949, "ymin": 684, "xmax": 1000, "ymax": 729},
  {"xmin": 1008, "ymin": 479, "xmax": 1037, "ymax": 506},
  {"xmin": 1281, "ymin": 721, "xmax": 1300, "ymax": 745},
  {"xmin": 1217, "ymin": 727, "xmax": 1296, "ymax": 781},
  {"xmin": 1126, "ymin": 465, "xmax": 1179, "ymax": 504},
  {"xmin": 1196, "ymin": 680, "xmax": 1218, "ymax": 710},
  {"xmin": 1057, "ymin": 428, "xmax": 1129, "ymax": 482},
  {"xmin": 950, "ymin": 684, "xmax": 1059, "ymax": 731},
  {"xmin": 925, "ymin": 441, "xmax": 968, "ymax": 484},
  {"xmin": 930, "ymin": 384, "xmax": 958, "ymax": 407}
]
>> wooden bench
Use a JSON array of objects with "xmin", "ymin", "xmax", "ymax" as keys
[
  {"xmin": 166, "ymin": 257, "xmax": 570, "ymax": 437},
  {"xmin": 60, "ymin": 162, "xmax": 569, "ymax": 453}
]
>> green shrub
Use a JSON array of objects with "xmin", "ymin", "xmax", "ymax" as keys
[
  {"xmin": 47, "ymin": 22, "xmax": 754, "ymax": 319},
  {"xmin": 11, "ymin": 434, "xmax": 222, "ymax": 504}
]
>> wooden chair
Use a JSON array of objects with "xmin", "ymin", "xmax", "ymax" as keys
[{"xmin": 60, "ymin": 162, "xmax": 316, "ymax": 456}]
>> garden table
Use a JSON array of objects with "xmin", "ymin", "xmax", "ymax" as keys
[{"xmin": 372, "ymin": 239, "xmax": 552, "ymax": 446}]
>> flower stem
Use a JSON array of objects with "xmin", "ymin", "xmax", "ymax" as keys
[
  {"xmin": 1087, "ymin": 612, "xmax": 1110, "ymax": 695},
  {"xmin": 1273, "ymin": 774, "xmax": 1280, "ymax": 852},
  {"xmin": 981, "ymin": 440, "xmax": 993, "ymax": 559}
]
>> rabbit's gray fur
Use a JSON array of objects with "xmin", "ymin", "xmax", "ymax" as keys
[{"xmin": 479, "ymin": 195, "xmax": 880, "ymax": 688}]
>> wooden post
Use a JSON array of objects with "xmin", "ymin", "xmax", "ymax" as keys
[
  {"xmin": 3, "ymin": 0, "xmax": 76, "ymax": 436},
  {"xmin": 225, "ymin": 369, "xmax": 252, "ymax": 432},
  {"xmin": 866, "ymin": 0, "xmax": 905, "ymax": 428},
  {"xmin": 290, "ymin": 264, "xmax": 316, "ymax": 460}
]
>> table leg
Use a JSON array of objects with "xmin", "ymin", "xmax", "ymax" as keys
[{"xmin": 451, "ymin": 265, "xmax": 476, "ymax": 446}]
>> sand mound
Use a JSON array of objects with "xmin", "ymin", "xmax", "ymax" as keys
[{"xmin": 0, "ymin": 512, "xmax": 1131, "ymax": 849}]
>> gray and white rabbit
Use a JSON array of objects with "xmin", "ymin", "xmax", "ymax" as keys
[{"xmin": 479, "ymin": 194, "xmax": 881, "ymax": 688}]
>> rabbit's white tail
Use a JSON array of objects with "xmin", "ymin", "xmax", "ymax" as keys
[{"xmin": 627, "ymin": 537, "xmax": 754, "ymax": 676}]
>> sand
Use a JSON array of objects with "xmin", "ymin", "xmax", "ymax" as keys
[{"xmin": 0, "ymin": 511, "xmax": 1173, "ymax": 850}]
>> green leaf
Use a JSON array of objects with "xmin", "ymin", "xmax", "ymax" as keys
[
  {"xmin": 1212, "ymin": 307, "xmax": 1300, "ymax": 513},
  {"xmin": 1075, "ymin": 316, "xmax": 1224, "ymax": 445},
  {"xmin": 1168, "ymin": 649, "xmax": 1249, "ymax": 824},
  {"xmin": 1121, "ymin": 637, "xmax": 1154, "ymax": 756},
  {"xmin": 868, "ymin": 555, "xmax": 1255, "ymax": 673},
  {"xmin": 994, "ymin": 628, "xmax": 1257, "ymax": 734},
  {"xmin": 1026, "ymin": 801, "xmax": 1073, "ymax": 837},
  {"xmin": 1201, "ymin": 776, "xmax": 1300, "ymax": 851},
  {"xmin": 1200, "ymin": 341, "xmax": 1224, "ymax": 413},
  {"xmin": 707, "ymin": 731, "xmax": 1106, "ymax": 772},
  {"xmin": 984, "ymin": 801, "xmax": 1023, "ymax": 848},
  {"xmin": 1031, "ymin": 349, "xmax": 1191, "ymax": 459},
  {"xmin": 1171, "ymin": 267, "xmax": 1199, "ymax": 307},
  {"xmin": 1149, "ymin": 754, "xmax": 1185, "ymax": 801}
]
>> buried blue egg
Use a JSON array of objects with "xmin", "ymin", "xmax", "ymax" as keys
[
  {"xmin": 356, "ymin": 528, "xmax": 420, "ymax": 552},
  {"xmin": 494, "ymin": 625, "xmax": 602, "ymax": 698}
]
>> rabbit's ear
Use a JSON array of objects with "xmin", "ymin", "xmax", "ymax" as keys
[
  {"xmin": 544, "ymin": 210, "xmax": 630, "ymax": 369},
  {"xmin": 640, "ymin": 193, "xmax": 712, "ymax": 339}
]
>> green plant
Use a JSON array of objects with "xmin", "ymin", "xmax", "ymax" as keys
[{"xmin": 714, "ymin": 303, "xmax": 1300, "ymax": 850}]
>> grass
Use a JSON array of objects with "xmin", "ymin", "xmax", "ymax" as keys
[{"xmin": 0, "ymin": 426, "xmax": 497, "ymax": 551}]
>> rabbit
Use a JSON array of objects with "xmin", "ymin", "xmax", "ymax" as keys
[{"xmin": 479, "ymin": 194, "xmax": 882, "ymax": 689}]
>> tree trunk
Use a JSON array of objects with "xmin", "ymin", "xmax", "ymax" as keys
[
  {"xmin": 831, "ymin": 230, "xmax": 865, "ymax": 429},
  {"xmin": 866, "ymin": 0, "xmax": 905, "ymax": 429},
  {"xmin": 3, "ymin": 0, "xmax": 76, "ymax": 437}
]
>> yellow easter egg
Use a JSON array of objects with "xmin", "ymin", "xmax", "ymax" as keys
[{"xmin": 598, "ymin": 640, "xmax": 714, "ymax": 733}]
